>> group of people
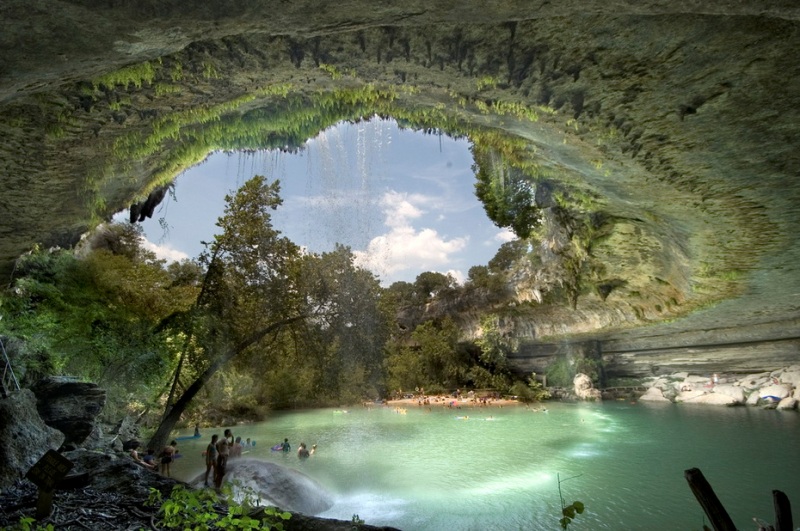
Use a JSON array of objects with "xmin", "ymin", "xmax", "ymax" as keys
[
  {"xmin": 129, "ymin": 428, "xmax": 315, "ymax": 490},
  {"xmin": 128, "ymin": 440, "xmax": 179, "ymax": 477},
  {"xmin": 275, "ymin": 437, "xmax": 317, "ymax": 459},
  {"xmin": 297, "ymin": 442, "xmax": 316, "ymax": 458},
  {"xmin": 203, "ymin": 429, "xmax": 255, "ymax": 489}
]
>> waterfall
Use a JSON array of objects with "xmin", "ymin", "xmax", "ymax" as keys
[{"xmin": 189, "ymin": 458, "xmax": 334, "ymax": 516}]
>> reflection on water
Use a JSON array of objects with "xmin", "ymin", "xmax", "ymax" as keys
[{"xmin": 170, "ymin": 402, "xmax": 800, "ymax": 530}]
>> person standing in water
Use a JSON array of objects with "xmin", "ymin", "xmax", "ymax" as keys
[
  {"xmin": 280, "ymin": 438, "xmax": 291, "ymax": 453},
  {"xmin": 204, "ymin": 434, "xmax": 218, "ymax": 487},
  {"xmin": 160, "ymin": 440, "xmax": 177, "ymax": 477},
  {"xmin": 214, "ymin": 431, "xmax": 231, "ymax": 490},
  {"xmin": 297, "ymin": 443, "xmax": 310, "ymax": 459}
]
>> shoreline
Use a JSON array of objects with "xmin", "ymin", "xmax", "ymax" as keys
[{"xmin": 381, "ymin": 395, "xmax": 522, "ymax": 409}]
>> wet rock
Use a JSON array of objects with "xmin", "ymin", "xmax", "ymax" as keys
[
  {"xmin": 777, "ymin": 397, "xmax": 798, "ymax": 411},
  {"xmin": 30, "ymin": 377, "xmax": 106, "ymax": 447},
  {"xmin": 746, "ymin": 391, "xmax": 761, "ymax": 406},
  {"xmin": 190, "ymin": 458, "xmax": 334, "ymax": 515},
  {"xmin": 0, "ymin": 389, "xmax": 64, "ymax": 490}
]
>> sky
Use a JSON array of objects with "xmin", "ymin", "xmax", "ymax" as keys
[{"xmin": 117, "ymin": 118, "xmax": 515, "ymax": 286}]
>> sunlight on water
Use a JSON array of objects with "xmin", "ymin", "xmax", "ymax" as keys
[{"xmin": 171, "ymin": 402, "xmax": 800, "ymax": 530}]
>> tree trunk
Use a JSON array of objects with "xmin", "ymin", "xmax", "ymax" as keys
[
  {"xmin": 684, "ymin": 467, "xmax": 737, "ymax": 531},
  {"xmin": 146, "ymin": 314, "xmax": 306, "ymax": 452},
  {"xmin": 773, "ymin": 490, "xmax": 793, "ymax": 531}
]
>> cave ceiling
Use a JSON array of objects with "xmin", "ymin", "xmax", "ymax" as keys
[{"xmin": 1, "ymin": 0, "xmax": 799, "ymax": 352}]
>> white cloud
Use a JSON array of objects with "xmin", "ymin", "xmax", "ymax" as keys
[
  {"xmin": 381, "ymin": 190, "xmax": 424, "ymax": 228},
  {"xmin": 493, "ymin": 228, "xmax": 517, "ymax": 243},
  {"xmin": 353, "ymin": 190, "xmax": 469, "ymax": 281},
  {"xmin": 141, "ymin": 238, "xmax": 190, "ymax": 263},
  {"xmin": 446, "ymin": 269, "xmax": 466, "ymax": 285}
]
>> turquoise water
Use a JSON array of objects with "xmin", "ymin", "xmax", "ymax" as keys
[{"xmin": 170, "ymin": 402, "xmax": 800, "ymax": 530}]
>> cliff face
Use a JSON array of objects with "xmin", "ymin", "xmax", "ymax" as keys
[{"xmin": 1, "ymin": 1, "xmax": 798, "ymax": 376}]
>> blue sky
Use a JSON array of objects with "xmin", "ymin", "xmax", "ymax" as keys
[{"xmin": 122, "ymin": 118, "xmax": 514, "ymax": 285}]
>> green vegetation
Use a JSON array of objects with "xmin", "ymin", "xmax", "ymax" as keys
[
  {"xmin": 557, "ymin": 473, "xmax": 586, "ymax": 530},
  {"xmin": 510, "ymin": 372, "xmax": 551, "ymax": 403},
  {"xmin": 8, "ymin": 517, "xmax": 54, "ymax": 531},
  {"xmin": 145, "ymin": 484, "xmax": 291, "ymax": 530},
  {"xmin": 2, "ymin": 48, "xmax": 618, "ymax": 438},
  {"xmin": 545, "ymin": 355, "xmax": 603, "ymax": 388},
  {"xmin": 93, "ymin": 60, "xmax": 159, "ymax": 90}
]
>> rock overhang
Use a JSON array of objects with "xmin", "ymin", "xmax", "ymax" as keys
[{"xmin": 1, "ymin": 1, "xmax": 799, "ymax": 359}]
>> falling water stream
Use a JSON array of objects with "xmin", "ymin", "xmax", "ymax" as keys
[{"xmin": 170, "ymin": 402, "xmax": 800, "ymax": 530}]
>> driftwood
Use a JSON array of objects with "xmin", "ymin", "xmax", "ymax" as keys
[
  {"xmin": 684, "ymin": 468, "xmax": 737, "ymax": 531},
  {"xmin": 773, "ymin": 489, "xmax": 793, "ymax": 531}
]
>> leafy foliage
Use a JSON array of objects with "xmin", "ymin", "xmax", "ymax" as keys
[
  {"xmin": 145, "ymin": 484, "xmax": 291, "ymax": 530},
  {"xmin": 557, "ymin": 473, "xmax": 585, "ymax": 530},
  {"xmin": 0, "ymin": 228, "xmax": 198, "ymax": 417},
  {"xmin": 510, "ymin": 372, "xmax": 551, "ymax": 403},
  {"xmin": 9, "ymin": 517, "xmax": 54, "ymax": 531},
  {"xmin": 473, "ymin": 148, "xmax": 542, "ymax": 239}
]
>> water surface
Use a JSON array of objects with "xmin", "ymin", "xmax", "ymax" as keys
[{"xmin": 171, "ymin": 402, "xmax": 800, "ymax": 530}]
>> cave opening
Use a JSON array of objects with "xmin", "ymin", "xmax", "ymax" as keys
[{"xmin": 118, "ymin": 117, "xmax": 516, "ymax": 286}]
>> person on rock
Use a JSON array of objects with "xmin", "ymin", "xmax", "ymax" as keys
[
  {"xmin": 214, "ymin": 430, "xmax": 232, "ymax": 490},
  {"xmin": 142, "ymin": 448, "xmax": 158, "ymax": 469},
  {"xmin": 129, "ymin": 442, "xmax": 156, "ymax": 470}
]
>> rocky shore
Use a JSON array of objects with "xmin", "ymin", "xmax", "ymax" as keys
[
  {"xmin": 638, "ymin": 366, "xmax": 800, "ymax": 409},
  {"xmin": 0, "ymin": 382, "xmax": 398, "ymax": 531}
]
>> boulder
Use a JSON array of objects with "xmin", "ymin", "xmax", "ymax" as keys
[
  {"xmin": 683, "ymin": 376, "xmax": 711, "ymax": 385},
  {"xmin": 675, "ymin": 390, "xmax": 707, "ymax": 403},
  {"xmin": 681, "ymin": 393, "xmax": 739, "ymax": 406},
  {"xmin": 639, "ymin": 387, "xmax": 671, "ymax": 402},
  {"xmin": 190, "ymin": 458, "xmax": 334, "ymax": 515},
  {"xmin": 738, "ymin": 373, "xmax": 771, "ymax": 390},
  {"xmin": 62, "ymin": 449, "xmax": 177, "ymax": 498},
  {"xmin": 778, "ymin": 370, "xmax": 800, "ymax": 387},
  {"xmin": 573, "ymin": 373, "xmax": 602, "ymax": 401},
  {"xmin": 776, "ymin": 397, "xmax": 798, "ymax": 411},
  {"xmin": 758, "ymin": 384, "xmax": 793, "ymax": 400},
  {"xmin": 30, "ymin": 377, "xmax": 106, "ymax": 447},
  {"xmin": 711, "ymin": 385, "xmax": 745, "ymax": 404},
  {"xmin": 0, "ymin": 389, "xmax": 65, "ymax": 490},
  {"xmin": 746, "ymin": 391, "xmax": 761, "ymax": 406}
]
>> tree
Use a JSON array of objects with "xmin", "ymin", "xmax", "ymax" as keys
[
  {"xmin": 0, "ymin": 230, "xmax": 198, "ymax": 417},
  {"xmin": 147, "ymin": 175, "xmax": 313, "ymax": 452},
  {"xmin": 410, "ymin": 318, "xmax": 468, "ymax": 390},
  {"xmin": 475, "ymin": 314, "xmax": 516, "ymax": 373},
  {"xmin": 414, "ymin": 271, "xmax": 457, "ymax": 301},
  {"xmin": 488, "ymin": 239, "xmax": 528, "ymax": 274},
  {"xmin": 302, "ymin": 245, "xmax": 391, "ymax": 402}
]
